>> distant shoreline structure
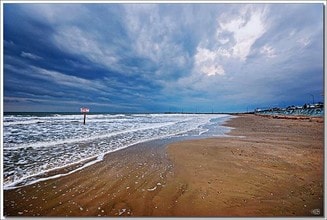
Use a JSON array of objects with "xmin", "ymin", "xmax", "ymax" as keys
[{"xmin": 254, "ymin": 102, "xmax": 324, "ymax": 117}]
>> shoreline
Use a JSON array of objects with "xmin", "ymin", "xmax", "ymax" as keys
[{"xmin": 3, "ymin": 114, "xmax": 324, "ymax": 217}]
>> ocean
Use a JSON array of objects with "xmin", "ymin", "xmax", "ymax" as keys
[{"xmin": 3, "ymin": 113, "xmax": 233, "ymax": 189}]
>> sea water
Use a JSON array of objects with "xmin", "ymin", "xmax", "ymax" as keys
[{"xmin": 3, "ymin": 113, "xmax": 232, "ymax": 189}]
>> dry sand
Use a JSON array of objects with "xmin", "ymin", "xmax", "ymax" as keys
[
  {"xmin": 3, "ymin": 114, "xmax": 324, "ymax": 217},
  {"xmin": 167, "ymin": 114, "xmax": 324, "ymax": 216}
]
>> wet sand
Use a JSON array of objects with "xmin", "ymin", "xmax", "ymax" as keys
[{"xmin": 3, "ymin": 114, "xmax": 324, "ymax": 217}]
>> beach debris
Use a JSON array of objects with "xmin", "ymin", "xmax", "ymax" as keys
[
  {"xmin": 119, "ymin": 208, "xmax": 127, "ymax": 216},
  {"xmin": 18, "ymin": 212, "xmax": 23, "ymax": 215},
  {"xmin": 79, "ymin": 207, "xmax": 83, "ymax": 211},
  {"xmin": 157, "ymin": 182, "xmax": 162, "ymax": 186},
  {"xmin": 147, "ymin": 186, "xmax": 157, "ymax": 191},
  {"xmin": 126, "ymin": 186, "xmax": 130, "ymax": 189}
]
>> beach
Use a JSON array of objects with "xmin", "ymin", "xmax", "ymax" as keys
[{"xmin": 3, "ymin": 114, "xmax": 324, "ymax": 217}]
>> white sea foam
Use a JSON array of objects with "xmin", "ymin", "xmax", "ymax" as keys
[
  {"xmin": 3, "ymin": 113, "xmax": 232, "ymax": 189},
  {"xmin": 4, "ymin": 121, "xmax": 178, "ymax": 150}
]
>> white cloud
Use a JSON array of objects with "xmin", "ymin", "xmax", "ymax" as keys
[
  {"xmin": 218, "ymin": 5, "xmax": 268, "ymax": 61},
  {"xmin": 297, "ymin": 37, "xmax": 311, "ymax": 47},
  {"xmin": 194, "ymin": 47, "xmax": 225, "ymax": 76},
  {"xmin": 195, "ymin": 48, "xmax": 216, "ymax": 64},
  {"xmin": 200, "ymin": 64, "xmax": 225, "ymax": 76},
  {"xmin": 260, "ymin": 45, "xmax": 276, "ymax": 58},
  {"xmin": 30, "ymin": 66, "xmax": 110, "ymax": 93},
  {"xmin": 289, "ymin": 29, "xmax": 297, "ymax": 37},
  {"xmin": 53, "ymin": 26, "xmax": 118, "ymax": 70},
  {"xmin": 217, "ymin": 48, "xmax": 232, "ymax": 58},
  {"xmin": 20, "ymin": 51, "xmax": 42, "ymax": 60},
  {"xmin": 192, "ymin": 5, "xmax": 268, "ymax": 79},
  {"xmin": 218, "ymin": 38, "xmax": 230, "ymax": 45}
]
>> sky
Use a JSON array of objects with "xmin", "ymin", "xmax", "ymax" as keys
[{"xmin": 3, "ymin": 3, "xmax": 324, "ymax": 113}]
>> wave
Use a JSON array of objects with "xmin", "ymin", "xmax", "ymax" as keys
[
  {"xmin": 3, "ymin": 154, "xmax": 105, "ymax": 190},
  {"xmin": 3, "ymin": 121, "xmax": 179, "ymax": 150},
  {"xmin": 4, "ymin": 120, "xmax": 47, "ymax": 126},
  {"xmin": 3, "ymin": 114, "xmax": 232, "ymax": 189}
]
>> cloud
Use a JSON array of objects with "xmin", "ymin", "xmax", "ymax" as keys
[
  {"xmin": 20, "ymin": 51, "xmax": 43, "ymax": 60},
  {"xmin": 122, "ymin": 4, "xmax": 193, "ymax": 79},
  {"xmin": 52, "ymin": 26, "xmax": 119, "ymax": 71},
  {"xmin": 164, "ymin": 4, "xmax": 322, "ymax": 111},
  {"xmin": 4, "ymin": 53, "xmax": 164, "ymax": 112},
  {"xmin": 3, "ymin": 3, "xmax": 324, "ymax": 112},
  {"xmin": 200, "ymin": 65, "xmax": 225, "ymax": 77},
  {"xmin": 194, "ymin": 47, "xmax": 225, "ymax": 76},
  {"xmin": 259, "ymin": 45, "xmax": 276, "ymax": 58},
  {"xmin": 217, "ymin": 5, "xmax": 268, "ymax": 61},
  {"xmin": 297, "ymin": 37, "xmax": 311, "ymax": 48},
  {"xmin": 17, "ymin": 3, "xmax": 88, "ymax": 25},
  {"xmin": 5, "ymin": 63, "xmax": 106, "ymax": 93},
  {"xmin": 191, "ymin": 5, "xmax": 268, "ymax": 80}
]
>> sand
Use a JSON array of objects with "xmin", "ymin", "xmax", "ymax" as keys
[
  {"xmin": 3, "ymin": 114, "xmax": 324, "ymax": 217},
  {"xmin": 166, "ymin": 114, "xmax": 324, "ymax": 216}
]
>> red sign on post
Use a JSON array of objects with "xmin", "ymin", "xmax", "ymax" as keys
[{"xmin": 80, "ymin": 107, "xmax": 90, "ymax": 113}]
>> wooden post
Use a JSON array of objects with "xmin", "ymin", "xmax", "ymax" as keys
[{"xmin": 83, "ymin": 113, "xmax": 86, "ymax": 125}]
